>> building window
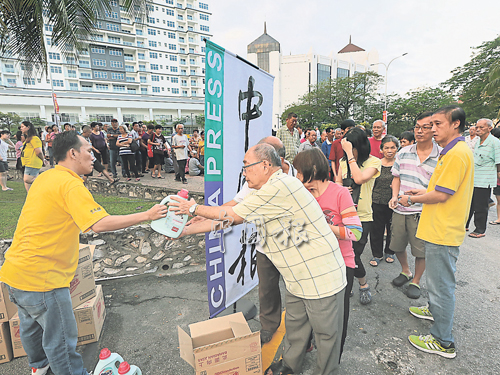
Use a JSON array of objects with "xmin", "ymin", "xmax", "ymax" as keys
[
  {"xmin": 125, "ymin": 65, "xmax": 134, "ymax": 72},
  {"xmin": 148, "ymin": 17, "xmax": 155, "ymax": 24},
  {"xmin": 200, "ymin": 14, "xmax": 209, "ymax": 21},
  {"xmin": 139, "ymin": 65, "xmax": 146, "ymax": 72},
  {"xmin": 180, "ymin": 58, "xmax": 186, "ymax": 65},
  {"xmin": 141, "ymin": 87, "xmax": 148, "ymax": 94},
  {"xmin": 128, "ymin": 88, "xmax": 136, "ymax": 94},
  {"xmin": 190, "ymin": 69, "xmax": 196, "ymax": 75},
  {"xmin": 124, "ymin": 53, "xmax": 134, "ymax": 61},
  {"xmin": 110, "ymin": 60, "xmax": 123, "ymax": 68},
  {"xmin": 152, "ymin": 75, "xmax": 159, "ymax": 81},
  {"xmin": 200, "ymin": 25, "xmax": 209, "ymax": 32},
  {"xmin": 337, "ymin": 67, "xmax": 349, "ymax": 78},
  {"xmin": 166, "ymin": 0, "xmax": 173, "ymax": 4},
  {"xmin": 94, "ymin": 71, "xmax": 108, "ymax": 79},
  {"xmin": 148, "ymin": 28, "xmax": 156, "ymax": 35},
  {"xmin": 81, "ymin": 84, "xmax": 93, "ymax": 91},
  {"xmin": 50, "ymin": 66, "xmax": 62, "ymax": 74},
  {"xmin": 45, "ymin": 24, "xmax": 53, "ymax": 32},
  {"xmin": 49, "ymin": 52, "xmax": 60, "ymax": 60},
  {"xmin": 168, "ymin": 44, "xmax": 176, "ymax": 50},
  {"xmin": 140, "ymin": 76, "xmax": 147, "ymax": 83},
  {"xmin": 167, "ymin": 21, "xmax": 175, "ymax": 27},
  {"xmin": 182, "ymin": 90, "xmax": 188, "ymax": 97},
  {"xmin": 191, "ymin": 90, "xmax": 197, "ymax": 96},
  {"xmin": 69, "ymin": 82, "xmax": 78, "ymax": 91},
  {"xmin": 92, "ymin": 59, "xmax": 106, "ymax": 67},
  {"xmin": 92, "ymin": 34, "xmax": 104, "ymax": 41},
  {"xmin": 201, "ymin": 46, "xmax": 206, "ymax": 53},
  {"xmin": 150, "ymin": 52, "xmax": 158, "ymax": 59},
  {"xmin": 106, "ymin": 23, "xmax": 120, "ymax": 31},
  {"xmin": 109, "ymin": 49, "xmax": 122, "ymax": 56},
  {"xmin": 166, "ymin": 9, "xmax": 174, "ymax": 16},
  {"xmin": 108, "ymin": 36, "xmax": 121, "ymax": 44},
  {"xmin": 170, "ymin": 66, "xmax": 178, "ymax": 72},
  {"xmin": 170, "ymin": 55, "xmax": 177, "ymax": 61},
  {"xmin": 150, "ymin": 64, "xmax": 158, "ymax": 70},
  {"xmin": 111, "ymin": 72, "xmax": 125, "ymax": 80},
  {"xmin": 113, "ymin": 85, "xmax": 126, "ymax": 92},
  {"xmin": 80, "ymin": 72, "xmax": 91, "ymax": 79},
  {"xmin": 171, "ymin": 77, "xmax": 178, "ymax": 83},
  {"xmin": 191, "ymin": 79, "xmax": 196, "ymax": 86},
  {"xmin": 67, "ymin": 69, "xmax": 77, "ymax": 78},
  {"xmin": 95, "ymin": 84, "xmax": 109, "ymax": 91},
  {"xmin": 168, "ymin": 32, "xmax": 176, "ymax": 39},
  {"xmin": 199, "ymin": 2, "xmax": 208, "ymax": 10},
  {"xmin": 152, "ymin": 87, "xmax": 160, "ymax": 93},
  {"xmin": 136, "ymin": 29, "xmax": 143, "ymax": 35},
  {"xmin": 172, "ymin": 88, "xmax": 179, "ymax": 94},
  {"xmin": 52, "ymin": 79, "xmax": 64, "ymax": 87},
  {"xmin": 23, "ymin": 78, "xmax": 36, "ymax": 85},
  {"xmin": 317, "ymin": 63, "xmax": 331, "ymax": 83},
  {"xmin": 149, "ymin": 41, "xmax": 157, "ymax": 47},
  {"xmin": 190, "ymin": 58, "xmax": 195, "ymax": 65},
  {"xmin": 138, "ymin": 53, "xmax": 145, "ymax": 60}
]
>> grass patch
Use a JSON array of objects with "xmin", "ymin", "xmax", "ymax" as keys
[{"xmin": 0, "ymin": 181, "xmax": 156, "ymax": 239}]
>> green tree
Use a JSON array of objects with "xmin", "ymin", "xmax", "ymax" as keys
[
  {"xmin": 195, "ymin": 114, "xmax": 205, "ymax": 126},
  {"xmin": 0, "ymin": 111, "xmax": 22, "ymax": 132},
  {"xmin": 442, "ymin": 37, "xmax": 500, "ymax": 122},
  {"xmin": 484, "ymin": 60, "xmax": 500, "ymax": 117},
  {"xmin": 0, "ymin": 0, "xmax": 145, "ymax": 74}
]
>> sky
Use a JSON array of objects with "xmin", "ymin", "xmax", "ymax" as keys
[{"xmin": 209, "ymin": 0, "xmax": 499, "ymax": 96}]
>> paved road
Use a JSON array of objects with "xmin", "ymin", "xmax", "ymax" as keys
[{"xmin": 2, "ymin": 209, "xmax": 500, "ymax": 374}]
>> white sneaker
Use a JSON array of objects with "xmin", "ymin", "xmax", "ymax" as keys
[{"xmin": 31, "ymin": 364, "xmax": 50, "ymax": 375}]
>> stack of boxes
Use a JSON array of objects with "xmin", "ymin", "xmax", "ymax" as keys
[{"xmin": 0, "ymin": 244, "xmax": 106, "ymax": 364}]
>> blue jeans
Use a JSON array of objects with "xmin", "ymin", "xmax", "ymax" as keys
[
  {"xmin": 7, "ymin": 285, "xmax": 90, "ymax": 375},
  {"xmin": 424, "ymin": 242, "xmax": 459, "ymax": 346},
  {"xmin": 109, "ymin": 148, "xmax": 119, "ymax": 177}
]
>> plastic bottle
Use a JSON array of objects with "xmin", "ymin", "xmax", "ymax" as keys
[
  {"xmin": 118, "ymin": 361, "xmax": 142, "ymax": 375},
  {"xmin": 151, "ymin": 189, "xmax": 189, "ymax": 238},
  {"xmin": 94, "ymin": 348, "xmax": 124, "ymax": 375}
]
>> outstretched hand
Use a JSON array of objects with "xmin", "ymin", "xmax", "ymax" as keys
[
  {"xmin": 168, "ymin": 197, "xmax": 197, "ymax": 216},
  {"xmin": 146, "ymin": 204, "xmax": 169, "ymax": 221}
]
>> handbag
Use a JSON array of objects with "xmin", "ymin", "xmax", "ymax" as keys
[
  {"xmin": 130, "ymin": 138, "xmax": 140, "ymax": 152},
  {"xmin": 342, "ymin": 160, "xmax": 361, "ymax": 205},
  {"xmin": 147, "ymin": 144, "xmax": 153, "ymax": 158}
]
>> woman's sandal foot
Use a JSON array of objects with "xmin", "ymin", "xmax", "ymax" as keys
[{"xmin": 369, "ymin": 257, "xmax": 383, "ymax": 267}]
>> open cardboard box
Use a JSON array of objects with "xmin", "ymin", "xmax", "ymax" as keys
[
  {"xmin": 0, "ymin": 282, "xmax": 17, "ymax": 323},
  {"xmin": 178, "ymin": 312, "xmax": 261, "ymax": 375},
  {"xmin": 70, "ymin": 244, "xmax": 96, "ymax": 309}
]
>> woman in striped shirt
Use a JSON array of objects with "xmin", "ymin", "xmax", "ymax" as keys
[{"xmin": 116, "ymin": 124, "xmax": 140, "ymax": 181}]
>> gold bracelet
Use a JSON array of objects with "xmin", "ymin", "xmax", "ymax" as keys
[{"xmin": 348, "ymin": 159, "xmax": 356, "ymax": 164}]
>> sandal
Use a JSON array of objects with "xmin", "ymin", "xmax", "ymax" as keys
[
  {"xmin": 135, "ymin": 178, "xmax": 141, "ymax": 182},
  {"xmin": 265, "ymin": 360, "xmax": 294, "ymax": 375},
  {"xmin": 489, "ymin": 221, "xmax": 500, "ymax": 225},
  {"xmin": 109, "ymin": 178, "xmax": 119, "ymax": 186},
  {"xmin": 406, "ymin": 283, "xmax": 421, "ymax": 299},
  {"xmin": 468, "ymin": 232, "xmax": 485, "ymax": 238},
  {"xmin": 369, "ymin": 257, "xmax": 383, "ymax": 267},
  {"xmin": 359, "ymin": 285, "xmax": 372, "ymax": 305},
  {"xmin": 126, "ymin": 178, "xmax": 131, "ymax": 181},
  {"xmin": 385, "ymin": 254, "xmax": 395, "ymax": 263},
  {"xmin": 392, "ymin": 272, "xmax": 413, "ymax": 287}
]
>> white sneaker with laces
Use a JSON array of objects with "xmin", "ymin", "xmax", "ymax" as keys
[{"xmin": 31, "ymin": 364, "xmax": 50, "ymax": 375}]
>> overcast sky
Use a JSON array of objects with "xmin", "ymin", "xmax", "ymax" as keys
[{"xmin": 210, "ymin": 0, "xmax": 499, "ymax": 95}]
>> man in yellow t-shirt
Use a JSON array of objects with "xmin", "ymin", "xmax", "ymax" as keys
[
  {"xmin": 0, "ymin": 131, "xmax": 167, "ymax": 375},
  {"xmin": 398, "ymin": 106, "xmax": 473, "ymax": 359}
]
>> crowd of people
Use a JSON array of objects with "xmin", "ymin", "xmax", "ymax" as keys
[
  {"xmin": 1, "ymin": 119, "xmax": 206, "ymax": 192},
  {"xmin": 167, "ymin": 106, "xmax": 498, "ymax": 375}
]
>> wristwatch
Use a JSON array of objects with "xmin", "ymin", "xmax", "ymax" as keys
[
  {"xmin": 189, "ymin": 203, "xmax": 198, "ymax": 216},
  {"xmin": 407, "ymin": 196, "xmax": 413, "ymax": 206}
]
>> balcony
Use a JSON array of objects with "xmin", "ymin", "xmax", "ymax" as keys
[
  {"xmin": 79, "ymin": 61, "xmax": 90, "ymax": 68},
  {"xmin": 126, "ymin": 77, "xmax": 136, "ymax": 82},
  {"xmin": 125, "ymin": 66, "xmax": 135, "ymax": 72},
  {"xmin": 81, "ymin": 86, "xmax": 93, "ymax": 92},
  {"xmin": 67, "ymin": 72, "xmax": 77, "ymax": 78}
]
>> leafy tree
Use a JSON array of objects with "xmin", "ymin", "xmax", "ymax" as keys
[
  {"xmin": 0, "ymin": 111, "xmax": 22, "ymax": 132},
  {"xmin": 0, "ymin": 0, "xmax": 145, "ymax": 74},
  {"xmin": 442, "ymin": 37, "xmax": 500, "ymax": 122},
  {"xmin": 31, "ymin": 117, "xmax": 47, "ymax": 128},
  {"xmin": 195, "ymin": 114, "xmax": 205, "ymax": 126},
  {"xmin": 484, "ymin": 60, "xmax": 500, "ymax": 117}
]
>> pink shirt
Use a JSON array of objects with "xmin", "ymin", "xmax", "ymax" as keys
[
  {"xmin": 369, "ymin": 137, "xmax": 383, "ymax": 159},
  {"xmin": 316, "ymin": 182, "xmax": 356, "ymax": 268}
]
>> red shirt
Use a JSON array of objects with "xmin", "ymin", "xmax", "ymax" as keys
[
  {"xmin": 328, "ymin": 138, "xmax": 344, "ymax": 175},
  {"xmin": 369, "ymin": 137, "xmax": 383, "ymax": 159}
]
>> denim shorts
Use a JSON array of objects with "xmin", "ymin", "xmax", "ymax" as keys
[{"xmin": 24, "ymin": 167, "xmax": 41, "ymax": 177}]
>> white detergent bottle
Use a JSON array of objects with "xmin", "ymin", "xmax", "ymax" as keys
[
  {"xmin": 94, "ymin": 348, "xmax": 124, "ymax": 375},
  {"xmin": 118, "ymin": 361, "xmax": 142, "ymax": 375},
  {"xmin": 151, "ymin": 189, "xmax": 189, "ymax": 238}
]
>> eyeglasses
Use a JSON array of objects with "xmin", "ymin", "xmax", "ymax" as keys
[
  {"xmin": 242, "ymin": 160, "xmax": 263, "ymax": 173},
  {"xmin": 414, "ymin": 126, "xmax": 433, "ymax": 131}
]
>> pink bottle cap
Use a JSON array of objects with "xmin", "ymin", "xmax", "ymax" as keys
[
  {"xmin": 99, "ymin": 348, "xmax": 111, "ymax": 360},
  {"xmin": 118, "ymin": 361, "xmax": 131, "ymax": 374},
  {"xmin": 178, "ymin": 189, "xmax": 189, "ymax": 199}
]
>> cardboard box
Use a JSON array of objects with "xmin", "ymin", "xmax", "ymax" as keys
[
  {"xmin": 70, "ymin": 244, "xmax": 96, "ymax": 309},
  {"xmin": 74, "ymin": 284, "xmax": 106, "ymax": 347},
  {"xmin": 0, "ymin": 322, "xmax": 13, "ymax": 364},
  {"xmin": 178, "ymin": 312, "xmax": 262, "ymax": 375},
  {"xmin": 0, "ymin": 282, "xmax": 18, "ymax": 323},
  {"xmin": 9, "ymin": 312, "xmax": 26, "ymax": 358}
]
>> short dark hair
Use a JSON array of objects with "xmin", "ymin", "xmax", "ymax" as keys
[
  {"xmin": 491, "ymin": 127, "xmax": 500, "ymax": 139},
  {"xmin": 193, "ymin": 129, "xmax": 199, "ymax": 134},
  {"xmin": 63, "ymin": 123, "xmax": 71, "ymax": 128},
  {"xmin": 90, "ymin": 122, "xmax": 99, "ymax": 129},
  {"xmin": 155, "ymin": 125, "xmax": 162, "ymax": 130},
  {"xmin": 326, "ymin": 127, "xmax": 333, "ymax": 133},
  {"xmin": 81, "ymin": 125, "xmax": 91, "ymax": 133},
  {"xmin": 132, "ymin": 122, "xmax": 139, "ymax": 127},
  {"xmin": 287, "ymin": 112, "xmax": 298, "ymax": 119},
  {"xmin": 340, "ymin": 119, "xmax": 356, "ymax": 131},
  {"xmin": 416, "ymin": 111, "xmax": 434, "ymax": 122},
  {"xmin": 400, "ymin": 131, "xmax": 415, "ymax": 144},
  {"xmin": 111, "ymin": 119, "xmax": 118, "ymax": 123},
  {"xmin": 344, "ymin": 127, "xmax": 371, "ymax": 166},
  {"xmin": 0, "ymin": 130, "xmax": 10, "ymax": 136},
  {"xmin": 200, "ymin": 130, "xmax": 204, "ymax": 136},
  {"xmin": 434, "ymin": 105, "xmax": 466, "ymax": 132},
  {"xmin": 147, "ymin": 124, "xmax": 155, "ymax": 130},
  {"xmin": 293, "ymin": 148, "xmax": 329, "ymax": 183},
  {"xmin": 52, "ymin": 131, "xmax": 83, "ymax": 163}
]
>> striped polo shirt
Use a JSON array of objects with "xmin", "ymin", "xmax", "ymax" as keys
[
  {"xmin": 473, "ymin": 133, "xmax": 500, "ymax": 188},
  {"xmin": 391, "ymin": 142, "xmax": 441, "ymax": 214}
]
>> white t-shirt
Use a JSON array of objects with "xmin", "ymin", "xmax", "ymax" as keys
[
  {"xmin": 232, "ymin": 161, "xmax": 296, "ymax": 253},
  {"xmin": 0, "ymin": 139, "xmax": 9, "ymax": 161},
  {"xmin": 173, "ymin": 134, "xmax": 189, "ymax": 160}
]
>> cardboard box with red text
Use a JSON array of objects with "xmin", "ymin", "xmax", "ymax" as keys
[
  {"xmin": 74, "ymin": 284, "xmax": 106, "ymax": 346},
  {"xmin": 0, "ymin": 322, "xmax": 13, "ymax": 364},
  {"xmin": 9, "ymin": 312, "xmax": 26, "ymax": 358},
  {"xmin": 0, "ymin": 282, "xmax": 17, "ymax": 323},
  {"xmin": 70, "ymin": 244, "xmax": 96, "ymax": 309},
  {"xmin": 178, "ymin": 312, "xmax": 262, "ymax": 375}
]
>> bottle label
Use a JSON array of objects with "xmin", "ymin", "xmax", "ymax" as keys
[{"xmin": 99, "ymin": 368, "xmax": 114, "ymax": 375}]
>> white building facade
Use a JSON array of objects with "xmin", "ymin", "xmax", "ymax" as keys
[
  {"xmin": 247, "ymin": 30, "xmax": 379, "ymax": 130},
  {"xmin": 0, "ymin": 0, "xmax": 212, "ymax": 126}
]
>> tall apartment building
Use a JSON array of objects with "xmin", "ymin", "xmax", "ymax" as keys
[
  {"xmin": 0, "ymin": 0, "xmax": 211, "ymax": 127},
  {"xmin": 247, "ymin": 27, "xmax": 379, "ymax": 130}
]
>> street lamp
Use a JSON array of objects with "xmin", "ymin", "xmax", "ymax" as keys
[{"xmin": 370, "ymin": 53, "xmax": 408, "ymax": 127}]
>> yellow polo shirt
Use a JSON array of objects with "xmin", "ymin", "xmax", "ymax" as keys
[
  {"xmin": 416, "ymin": 138, "xmax": 474, "ymax": 246},
  {"xmin": 0, "ymin": 165, "xmax": 109, "ymax": 292},
  {"xmin": 21, "ymin": 136, "xmax": 43, "ymax": 169}
]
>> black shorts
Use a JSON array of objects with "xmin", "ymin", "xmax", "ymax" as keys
[
  {"xmin": 0, "ymin": 161, "xmax": 8, "ymax": 173},
  {"xmin": 96, "ymin": 148, "xmax": 109, "ymax": 165},
  {"xmin": 153, "ymin": 153, "xmax": 164, "ymax": 165},
  {"xmin": 16, "ymin": 158, "xmax": 22, "ymax": 170},
  {"xmin": 86, "ymin": 158, "xmax": 105, "ymax": 176},
  {"xmin": 493, "ymin": 185, "xmax": 500, "ymax": 196}
]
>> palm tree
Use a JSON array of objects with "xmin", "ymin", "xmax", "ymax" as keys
[
  {"xmin": 0, "ymin": 0, "xmax": 145, "ymax": 75},
  {"xmin": 484, "ymin": 62, "xmax": 500, "ymax": 117}
]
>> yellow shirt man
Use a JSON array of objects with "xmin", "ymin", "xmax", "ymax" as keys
[{"xmin": 0, "ymin": 165, "xmax": 109, "ymax": 291}]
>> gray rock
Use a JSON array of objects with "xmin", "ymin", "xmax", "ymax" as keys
[
  {"xmin": 93, "ymin": 248, "xmax": 105, "ymax": 260},
  {"xmin": 126, "ymin": 267, "xmax": 139, "ymax": 271},
  {"xmin": 93, "ymin": 262, "xmax": 101, "ymax": 273},
  {"xmin": 183, "ymin": 255, "xmax": 192, "ymax": 262},
  {"xmin": 103, "ymin": 258, "xmax": 113, "ymax": 266},
  {"xmin": 152, "ymin": 251, "xmax": 165, "ymax": 261},
  {"xmin": 115, "ymin": 255, "xmax": 131, "ymax": 266},
  {"xmin": 150, "ymin": 233, "xmax": 165, "ymax": 248},
  {"xmin": 131, "ymin": 240, "xmax": 139, "ymax": 248},
  {"xmin": 103, "ymin": 268, "xmax": 121, "ymax": 275},
  {"xmin": 144, "ymin": 266, "xmax": 158, "ymax": 274},
  {"xmin": 136, "ymin": 256, "xmax": 147, "ymax": 263},
  {"xmin": 88, "ymin": 239, "xmax": 105, "ymax": 246},
  {"xmin": 135, "ymin": 231, "xmax": 146, "ymax": 238},
  {"xmin": 141, "ymin": 242, "xmax": 152, "ymax": 255},
  {"xmin": 172, "ymin": 263, "xmax": 184, "ymax": 269}
]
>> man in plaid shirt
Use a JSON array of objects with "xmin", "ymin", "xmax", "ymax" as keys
[{"xmin": 276, "ymin": 112, "xmax": 300, "ymax": 164}]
